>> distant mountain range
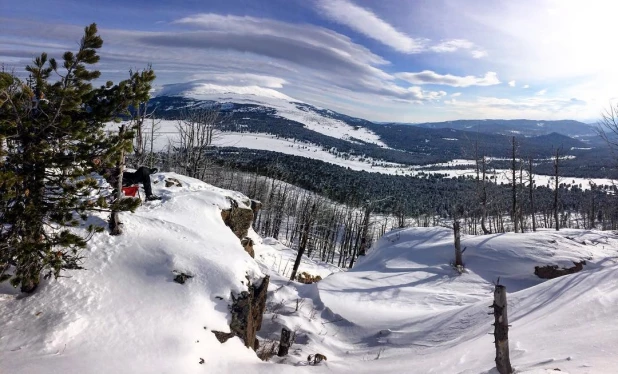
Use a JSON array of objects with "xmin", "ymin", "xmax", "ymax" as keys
[
  {"xmin": 411, "ymin": 119, "xmax": 597, "ymax": 140},
  {"xmin": 147, "ymin": 82, "xmax": 612, "ymax": 178}
]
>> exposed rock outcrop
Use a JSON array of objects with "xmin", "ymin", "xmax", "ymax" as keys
[
  {"xmin": 221, "ymin": 197, "xmax": 254, "ymax": 239},
  {"xmin": 165, "ymin": 178, "xmax": 183, "ymax": 188},
  {"xmin": 213, "ymin": 275, "xmax": 270, "ymax": 350},
  {"xmin": 534, "ymin": 261, "xmax": 586, "ymax": 279},
  {"xmin": 241, "ymin": 237, "xmax": 255, "ymax": 258}
]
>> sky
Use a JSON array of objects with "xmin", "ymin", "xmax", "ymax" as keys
[{"xmin": 1, "ymin": 0, "xmax": 617, "ymax": 123}]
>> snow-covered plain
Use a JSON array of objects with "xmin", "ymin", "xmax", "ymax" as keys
[{"xmin": 3, "ymin": 173, "xmax": 618, "ymax": 373}]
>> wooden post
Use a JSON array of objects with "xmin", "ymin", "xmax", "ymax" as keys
[
  {"xmin": 109, "ymin": 125, "xmax": 126, "ymax": 236},
  {"xmin": 454, "ymin": 220, "xmax": 462, "ymax": 267},
  {"xmin": 277, "ymin": 327, "xmax": 291, "ymax": 357},
  {"xmin": 491, "ymin": 284, "xmax": 513, "ymax": 374}
]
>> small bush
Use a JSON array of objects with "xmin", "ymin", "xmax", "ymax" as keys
[{"xmin": 296, "ymin": 272, "xmax": 322, "ymax": 284}]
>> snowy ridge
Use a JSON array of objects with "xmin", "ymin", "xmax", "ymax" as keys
[
  {"xmin": 0, "ymin": 173, "xmax": 272, "ymax": 373},
  {"xmin": 154, "ymin": 81, "xmax": 387, "ymax": 147}
]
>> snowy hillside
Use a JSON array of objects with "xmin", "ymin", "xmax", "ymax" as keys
[
  {"xmin": 262, "ymin": 227, "xmax": 618, "ymax": 373},
  {"xmin": 154, "ymin": 82, "xmax": 387, "ymax": 147},
  {"xmin": 3, "ymin": 173, "xmax": 618, "ymax": 373},
  {"xmin": 0, "ymin": 173, "xmax": 276, "ymax": 373}
]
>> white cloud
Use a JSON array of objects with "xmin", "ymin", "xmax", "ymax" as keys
[
  {"xmin": 430, "ymin": 39, "xmax": 487, "ymax": 58},
  {"xmin": 523, "ymin": 84, "xmax": 529, "ymax": 88},
  {"xmin": 451, "ymin": 92, "xmax": 462, "ymax": 97},
  {"xmin": 316, "ymin": 0, "xmax": 426, "ymax": 53},
  {"xmin": 471, "ymin": 50, "xmax": 488, "ymax": 58},
  {"xmin": 508, "ymin": 80, "xmax": 516, "ymax": 87},
  {"xmin": 536, "ymin": 89, "xmax": 547, "ymax": 95},
  {"xmin": 396, "ymin": 70, "xmax": 500, "ymax": 87},
  {"xmin": 443, "ymin": 95, "xmax": 586, "ymax": 119},
  {"xmin": 185, "ymin": 73, "xmax": 287, "ymax": 88},
  {"xmin": 430, "ymin": 39, "xmax": 474, "ymax": 52}
]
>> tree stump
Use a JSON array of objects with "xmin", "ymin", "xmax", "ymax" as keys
[
  {"xmin": 491, "ymin": 284, "xmax": 513, "ymax": 374},
  {"xmin": 277, "ymin": 327, "xmax": 291, "ymax": 357}
]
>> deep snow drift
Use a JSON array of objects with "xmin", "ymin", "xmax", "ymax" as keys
[
  {"xmin": 0, "ymin": 173, "xmax": 277, "ymax": 373},
  {"xmin": 2, "ymin": 173, "xmax": 618, "ymax": 374}
]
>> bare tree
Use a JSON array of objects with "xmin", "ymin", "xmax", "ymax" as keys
[
  {"xmin": 510, "ymin": 137, "xmax": 519, "ymax": 233},
  {"xmin": 175, "ymin": 105, "xmax": 222, "ymax": 180},
  {"xmin": 128, "ymin": 65, "xmax": 156, "ymax": 166},
  {"xmin": 597, "ymin": 104, "xmax": 618, "ymax": 158},
  {"xmin": 527, "ymin": 157, "xmax": 536, "ymax": 232},
  {"xmin": 475, "ymin": 141, "xmax": 491, "ymax": 234},
  {"xmin": 146, "ymin": 116, "xmax": 162, "ymax": 168},
  {"xmin": 553, "ymin": 147, "xmax": 562, "ymax": 231}
]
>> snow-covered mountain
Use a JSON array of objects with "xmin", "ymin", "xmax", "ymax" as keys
[
  {"xmin": 3, "ymin": 173, "xmax": 618, "ymax": 373},
  {"xmin": 153, "ymin": 82, "xmax": 387, "ymax": 147},
  {"xmin": 151, "ymin": 82, "xmax": 594, "ymax": 162}
]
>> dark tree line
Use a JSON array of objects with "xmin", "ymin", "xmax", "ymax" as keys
[{"xmin": 200, "ymin": 147, "xmax": 618, "ymax": 236}]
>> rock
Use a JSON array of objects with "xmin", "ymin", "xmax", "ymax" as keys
[
  {"xmin": 165, "ymin": 178, "xmax": 183, "ymax": 188},
  {"xmin": 212, "ymin": 275, "xmax": 270, "ymax": 351},
  {"xmin": 213, "ymin": 330, "xmax": 234, "ymax": 343},
  {"xmin": 220, "ymin": 197, "xmax": 254, "ymax": 239},
  {"xmin": 241, "ymin": 237, "xmax": 255, "ymax": 258},
  {"xmin": 534, "ymin": 260, "xmax": 586, "ymax": 279},
  {"xmin": 173, "ymin": 271, "xmax": 193, "ymax": 284}
]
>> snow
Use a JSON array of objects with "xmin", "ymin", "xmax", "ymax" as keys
[
  {"xmin": 3, "ymin": 172, "xmax": 618, "ymax": 373},
  {"xmin": 0, "ymin": 173, "xmax": 268, "ymax": 373},
  {"xmin": 258, "ymin": 226, "xmax": 618, "ymax": 374},
  {"xmin": 155, "ymin": 82, "xmax": 387, "ymax": 147},
  {"xmin": 156, "ymin": 82, "xmax": 298, "ymax": 103}
]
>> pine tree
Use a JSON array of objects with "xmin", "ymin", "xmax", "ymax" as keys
[{"xmin": 0, "ymin": 23, "xmax": 155, "ymax": 292}]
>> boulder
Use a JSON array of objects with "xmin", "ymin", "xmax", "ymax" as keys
[
  {"xmin": 213, "ymin": 275, "xmax": 270, "ymax": 351},
  {"xmin": 534, "ymin": 260, "xmax": 586, "ymax": 279},
  {"xmin": 221, "ymin": 197, "xmax": 254, "ymax": 239},
  {"xmin": 165, "ymin": 178, "xmax": 183, "ymax": 188}
]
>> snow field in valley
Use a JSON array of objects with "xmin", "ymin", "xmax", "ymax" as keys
[{"xmin": 257, "ymin": 227, "xmax": 618, "ymax": 373}]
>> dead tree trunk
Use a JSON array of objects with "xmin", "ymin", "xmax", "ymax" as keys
[
  {"xmin": 277, "ymin": 327, "xmax": 291, "ymax": 357},
  {"xmin": 528, "ymin": 157, "xmax": 536, "ymax": 232},
  {"xmin": 357, "ymin": 204, "xmax": 371, "ymax": 257},
  {"xmin": 109, "ymin": 125, "xmax": 126, "ymax": 236},
  {"xmin": 454, "ymin": 220, "xmax": 463, "ymax": 267},
  {"xmin": 511, "ymin": 137, "xmax": 518, "ymax": 233},
  {"xmin": 290, "ymin": 201, "xmax": 316, "ymax": 281},
  {"xmin": 480, "ymin": 155, "xmax": 491, "ymax": 235},
  {"xmin": 491, "ymin": 284, "xmax": 513, "ymax": 374},
  {"xmin": 553, "ymin": 148, "xmax": 560, "ymax": 231}
]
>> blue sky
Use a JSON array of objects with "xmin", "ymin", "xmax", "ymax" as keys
[{"xmin": 1, "ymin": 0, "xmax": 616, "ymax": 122}]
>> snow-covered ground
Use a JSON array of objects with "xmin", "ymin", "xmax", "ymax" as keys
[
  {"xmin": 155, "ymin": 82, "xmax": 387, "ymax": 147},
  {"xmin": 264, "ymin": 227, "xmax": 618, "ymax": 374},
  {"xmin": 2, "ymin": 173, "xmax": 618, "ymax": 373},
  {"xmin": 0, "ymin": 173, "xmax": 270, "ymax": 373}
]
